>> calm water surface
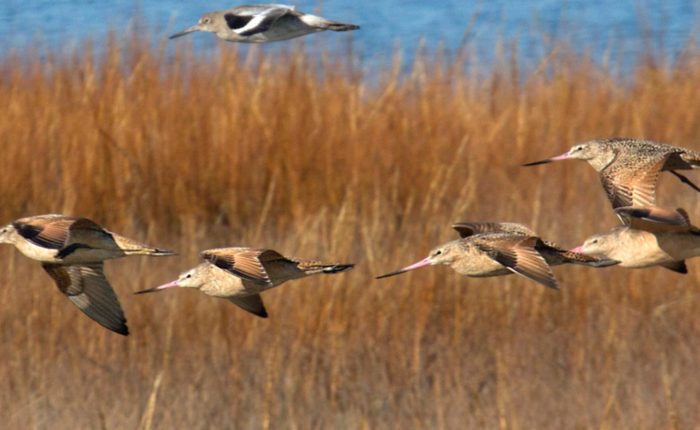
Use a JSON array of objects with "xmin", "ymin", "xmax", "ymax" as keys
[{"xmin": 1, "ymin": 1, "xmax": 699, "ymax": 68}]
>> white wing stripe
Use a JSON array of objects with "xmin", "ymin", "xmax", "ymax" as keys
[{"xmin": 233, "ymin": 14, "xmax": 268, "ymax": 34}]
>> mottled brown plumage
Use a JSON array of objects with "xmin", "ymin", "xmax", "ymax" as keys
[
  {"xmin": 377, "ymin": 222, "xmax": 616, "ymax": 289},
  {"xmin": 136, "ymin": 247, "xmax": 353, "ymax": 318},
  {"xmin": 524, "ymin": 138, "xmax": 700, "ymax": 212},
  {"xmin": 575, "ymin": 206, "xmax": 700, "ymax": 273}
]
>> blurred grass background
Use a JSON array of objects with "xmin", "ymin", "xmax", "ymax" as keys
[{"xmin": 1, "ymin": 33, "xmax": 700, "ymax": 429}]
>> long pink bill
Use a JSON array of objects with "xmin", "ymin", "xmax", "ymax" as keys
[
  {"xmin": 134, "ymin": 280, "xmax": 180, "ymax": 295},
  {"xmin": 376, "ymin": 257, "xmax": 432, "ymax": 279},
  {"xmin": 522, "ymin": 152, "xmax": 570, "ymax": 166},
  {"xmin": 569, "ymin": 246, "xmax": 584, "ymax": 253}
]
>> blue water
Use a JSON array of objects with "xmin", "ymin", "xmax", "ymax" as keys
[{"xmin": 1, "ymin": 1, "xmax": 699, "ymax": 68}]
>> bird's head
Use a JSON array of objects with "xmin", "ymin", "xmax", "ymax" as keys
[
  {"xmin": 523, "ymin": 140, "xmax": 614, "ymax": 171},
  {"xmin": 376, "ymin": 241, "xmax": 461, "ymax": 279},
  {"xmin": 0, "ymin": 223, "xmax": 17, "ymax": 245},
  {"xmin": 170, "ymin": 12, "xmax": 219, "ymax": 39},
  {"xmin": 135, "ymin": 264, "xmax": 207, "ymax": 294}
]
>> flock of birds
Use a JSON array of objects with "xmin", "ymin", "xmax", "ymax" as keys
[
  {"xmin": 4, "ymin": 5, "xmax": 700, "ymax": 336},
  {"xmin": 380, "ymin": 138, "xmax": 700, "ymax": 286}
]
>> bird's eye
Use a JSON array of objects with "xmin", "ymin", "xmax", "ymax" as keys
[
  {"xmin": 186, "ymin": 274, "xmax": 192, "ymax": 279},
  {"xmin": 592, "ymin": 239, "xmax": 598, "ymax": 244},
  {"xmin": 202, "ymin": 18, "xmax": 210, "ymax": 24},
  {"xmin": 435, "ymin": 250, "xmax": 442, "ymax": 256}
]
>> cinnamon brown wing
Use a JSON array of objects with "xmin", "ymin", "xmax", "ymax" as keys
[
  {"xmin": 202, "ymin": 248, "xmax": 289, "ymax": 284},
  {"xmin": 13, "ymin": 215, "xmax": 76, "ymax": 249},
  {"xmin": 474, "ymin": 236, "xmax": 559, "ymax": 289},
  {"xmin": 600, "ymin": 154, "xmax": 670, "ymax": 209}
]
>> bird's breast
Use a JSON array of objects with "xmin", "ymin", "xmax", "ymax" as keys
[
  {"xmin": 13, "ymin": 238, "xmax": 62, "ymax": 263},
  {"xmin": 450, "ymin": 252, "xmax": 507, "ymax": 277}
]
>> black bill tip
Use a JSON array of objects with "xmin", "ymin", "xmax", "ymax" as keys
[
  {"xmin": 375, "ymin": 269, "xmax": 407, "ymax": 280},
  {"xmin": 134, "ymin": 287, "xmax": 159, "ymax": 295},
  {"xmin": 522, "ymin": 159, "xmax": 553, "ymax": 167}
]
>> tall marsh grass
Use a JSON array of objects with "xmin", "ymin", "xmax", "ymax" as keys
[{"xmin": 2, "ymin": 35, "xmax": 700, "ymax": 429}]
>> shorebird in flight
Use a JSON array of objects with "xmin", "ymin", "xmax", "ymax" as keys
[
  {"xmin": 572, "ymin": 206, "xmax": 700, "ymax": 274},
  {"xmin": 136, "ymin": 247, "xmax": 353, "ymax": 318},
  {"xmin": 170, "ymin": 4, "xmax": 359, "ymax": 43},
  {"xmin": 523, "ymin": 138, "xmax": 700, "ymax": 212},
  {"xmin": 0, "ymin": 214, "xmax": 175, "ymax": 335},
  {"xmin": 376, "ymin": 222, "xmax": 616, "ymax": 289}
]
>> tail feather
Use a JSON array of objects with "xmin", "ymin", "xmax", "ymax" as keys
[
  {"xmin": 123, "ymin": 247, "xmax": 176, "ymax": 257},
  {"xmin": 325, "ymin": 22, "xmax": 360, "ymax": 32},
  {"xmin": 539, "ymin": 241, "xmax": 618, "ymax": 267},
  {"xmin": 680, "ymin": 152, "xmax": 700, "ymax": 167},
  {"xmin": 113, "ymin": 234, "xmax": 176, "ymax": 256},
  {"xmin": 151, "ymin": 248, "xmax": 177, "ymax": 257},
  {"xmin": 321, "ymin": 264, "xmax": 355, "ymax": 273},
  {"xmin": 560, "ymin": 249, "xmax": 619, "ymax": 267},
  {"xmin": 298, "ymin": 262, "xmax": 354, "ymax": 275},
  {"xmin": 301, "ymin": 14, "xmax": 359, "ymax": 31}
]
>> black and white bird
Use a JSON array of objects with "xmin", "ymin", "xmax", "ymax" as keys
[{"xmin": 170, "ymin": 4, "xmax": 359, "ymax": 43}]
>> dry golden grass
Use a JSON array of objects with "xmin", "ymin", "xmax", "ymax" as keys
[{"xmin": 2, "ymin": 34, "xmax": 700, "ymax": 429}]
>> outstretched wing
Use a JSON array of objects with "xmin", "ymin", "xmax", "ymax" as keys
[
  {"xmin": 13, "ymin": 215, "xmax": 75, "ymax": 249},
  {"xmin": 202, "ymin": 248, "xmax": 289, "ymax": 284},
  {"xmin": 42, "ymin": 263, "xmax": 128, "ymax": 335},
  {"xmin": 452, "ymin": 222, "xmax": 535, "ymax": 238},
  {"xmin": 473, "ymin": 236, "xmax": 559, "ymax": 289},
  {"xmin": 600, "ymin": 153, "xmax": 673, "ymax": 210},
  {"xmin": 227, "ymin": 4, "xmax": 295, "ymax": 36},
  {"xmin": 227, "ymin": 294, "xmax": 268, "ymax": 318},
  {"xmin": 615, "ymin": 206, "xmax": 693, "ymax": 233}
]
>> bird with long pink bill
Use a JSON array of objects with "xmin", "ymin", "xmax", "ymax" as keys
[
  {"xmin": 136, "ymin": 247, "xmax": 353, "ymax": 318},
  {"xmin": 523, "ymin": 138, "xmax": 700, "ymax": 214},
  {"xmin": 376, "ymin": 222, "xmax": 617, "ymax": 289},
  {"xmin": 571, "ymin": 206, "xmax": 700, "ymax": 274}
]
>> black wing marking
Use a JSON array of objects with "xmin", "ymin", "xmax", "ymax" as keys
[{"xmin": 224, "ymin": 14, "xmax": 253, "ymax": 30}]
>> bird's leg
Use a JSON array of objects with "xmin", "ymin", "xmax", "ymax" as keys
[{"xmin": 670, "ymin": 170, "xmax": 700, "ymax": 192}]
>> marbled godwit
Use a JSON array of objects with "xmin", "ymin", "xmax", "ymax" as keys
[
  {"xmin": 135, "ymin": 247, "xmax": 353, "ymax": 318},
  {"xmin": 0, "ymin": 214, "xmax": 176, "ymax": 335},
  {"xmin": 572, "ymin": 206, "xmax": 700, "ymax": 273},
  {"xmin": 523, "ymin": 138, "xmax": 700, "ymax": 210},
  {"xmin": 170, "ymin": 4, "xmax": 359, "ymax": 43},
  {"xmin": 376, "ymin": 222, "xmax": 616, "ymax": 289}
]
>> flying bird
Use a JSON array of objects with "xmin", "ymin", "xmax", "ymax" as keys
[
  {"xmin": 136, "ymin": 247, "xmax": 353, "ymax": 318},
  {"xmin": 376, "ymin": 222, "xmax": 616, "ymax": 289},
  {"xmin": 170, "ymin": 4, "xmax": 359, "ymax": 43},
  {"xmin": 572, "ymin": 206, "xmax": 700, "ymax": 274},
  {"xmin": 523, "ymin": 138, "xmax": 700, "ymax": 212},
  {"xmin": 0, "ymin": 214, "xmax": 175, "ymax": 335}
]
